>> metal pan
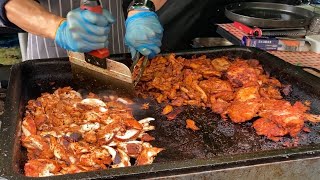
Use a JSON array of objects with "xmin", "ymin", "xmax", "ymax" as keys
[
  {"xmin": 1, "ymin": 47, "xmax": 320, "ymax": 179},
  {"xmin": 192, "ymin": 37, "xmax": 233, "ymax": 48},
  {"xmin": 225, "ymin": 2, "xmax": 315, "ymax": 28}
]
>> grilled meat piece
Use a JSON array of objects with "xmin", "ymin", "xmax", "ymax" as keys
[
  {"xmin": 226, "ymin": 60, "xmax": 259, "ymax": 88},
  {"xmin": 162, "ymin": 105, "xmax": 173, "ymax": 115},
  {"xmin": 253, "ymin": 99, "xmax": 310, "ymax": 141},
  {"xmin": 228, "ymin": 99, "xmax": 261, "ymax": 123},
  {"xmin": 186, "ymin": 119, "xmax": 200, "ymax": 131},
  {"xmin": 211, "ymin": 57, "xmax": 231, "ymax": 72}
]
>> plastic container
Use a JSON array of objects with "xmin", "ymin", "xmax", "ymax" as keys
[{"xmin": 306, "ymin": 35, "xmax": 320, "ymax": 53}]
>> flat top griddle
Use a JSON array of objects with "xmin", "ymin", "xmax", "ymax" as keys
[
  {"xmin": 225, "ymin": 2, "xmax": 315, "ymax": 28},
  {"xmin": 1, "ymin": 47, "xmax": 320, "ymax": 179}
]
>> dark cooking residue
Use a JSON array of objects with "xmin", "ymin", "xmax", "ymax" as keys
[
  {"xmin": 0, "ymin": 87, "xmax": 6, "ymax": 116},
  {"xmin": 133, "ymin": 98, "xmax": 320, "ymax": 162}
]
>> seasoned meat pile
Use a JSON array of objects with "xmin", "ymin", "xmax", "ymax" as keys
[
  {"xmin": 136, "ymin": 54, "xmax": 320, "ymax": 141},
  {"xmin": 21, "ymin": 87, "xmax": 163, "ymax": 177}
]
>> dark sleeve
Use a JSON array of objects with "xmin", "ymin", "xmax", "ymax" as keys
[
  {"xmin": 155, "ymin": 0, "xmax": 301, "ymax": 52},
  {"xmin": 0, "ymin": 0, "xmax": 18, "ymax": 27},
  {"xmin": 122, "ymin": 0, "xmax": 133, "ymax": 19}
]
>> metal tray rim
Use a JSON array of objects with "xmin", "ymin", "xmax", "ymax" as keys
[{"xmin": 225, "ymin": 2, "xmax": 315, "ymax": 28}]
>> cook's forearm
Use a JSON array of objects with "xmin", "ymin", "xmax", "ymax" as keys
[
  {"xmin": 5, "ymin": 0, "xmax": 64, "ymax": 39},
  {"xmin": 153, "ymin": 0, "xmax": 167, "ymax": 11}
]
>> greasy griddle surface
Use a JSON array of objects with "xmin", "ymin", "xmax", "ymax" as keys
[
  {"xmin": 132, "ymin": 98, "xmax": 320, "ymax": 163},
  {"xmin": 14, "ymin": 48, "xmax": 320, "ymax": 176},
  {"xmin": 22, "ymin": 59, "xmax": 320, "ymax": 163}
]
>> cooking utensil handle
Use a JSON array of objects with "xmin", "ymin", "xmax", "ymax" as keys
[
  {"xmin": 80, "ymin": 0, "xmax": 110, "ymax": 59},
  {"xmin": 233, "ymin": 21, "xmax": 262, "ymax": 37},
  {"xmin": 130, "ymin": 52, "xmax": 141, "ymax": 72}
]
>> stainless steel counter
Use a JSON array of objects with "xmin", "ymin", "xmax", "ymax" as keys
[{"xmin": 151, "ymin": 157, "xmax": 320, "ymax": 180}]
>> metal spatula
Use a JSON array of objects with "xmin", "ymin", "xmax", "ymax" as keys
[
  {"xmin": 68, "ymin": 51, "xmax": 134, "ymax": 93},
  {"xmin": 68, "ymin": 0, "xmax": 136, "ymax": 95},
  {"xmin": 130, "ymin": 52, "xmax": 149, "ymax": 87}
]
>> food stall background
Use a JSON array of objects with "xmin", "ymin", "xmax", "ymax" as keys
[
  {"xmin": 0, "ymin": 0, "xmax": 309, "ymax": 62},
  {"xmin": 123, "ymin": 0, "xmax": 307, "ymax": 51}
]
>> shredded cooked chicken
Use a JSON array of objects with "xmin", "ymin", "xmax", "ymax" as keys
[
  {"xmin": 21, "ymin": 87, "xmax": 163, "ymax": 177},
  {"xmin": 136, "ymin": 54, "xmax": 320, "ymax": 141}
]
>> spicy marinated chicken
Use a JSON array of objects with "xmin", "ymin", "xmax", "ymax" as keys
[
  {"xmin": 21, "ymin": 87, "xmax": 163, "ymax": 177},
  {"xmin": 253, "ymin": 99, "xmax": 316, "ymax": 141},
  {"xmin": 136, "ymin": 54, "xmax": 320, "ymax": 141}
]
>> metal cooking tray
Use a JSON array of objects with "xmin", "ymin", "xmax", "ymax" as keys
[
  {"xmin": 1, "ymin": 47, "xmax": 320, "ymax": 179},
  {"xmin": 225, "ymin": 2, "xmax": 315, "ymax": 28}
]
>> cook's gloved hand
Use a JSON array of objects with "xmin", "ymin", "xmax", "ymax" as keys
[
  {"xmin": 55, "ymin": 8, "xmax": 115, "ymax": 52},
  {"xmin": 125, "ymin": 11, "xmax": 163, "ymax": 59}
]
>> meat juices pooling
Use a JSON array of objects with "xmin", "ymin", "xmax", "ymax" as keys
[{"xmin": 21, "ymin": 87, "xmax": 163, "ymax": 177}]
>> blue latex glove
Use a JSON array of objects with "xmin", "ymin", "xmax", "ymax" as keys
[
  {"xmin": 125, "ymin": 11, "xmax": 163, "ymax": 59},
  {"xmin": 55, "ymin": 8, "xmax": 115, "ymax": 52}
]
